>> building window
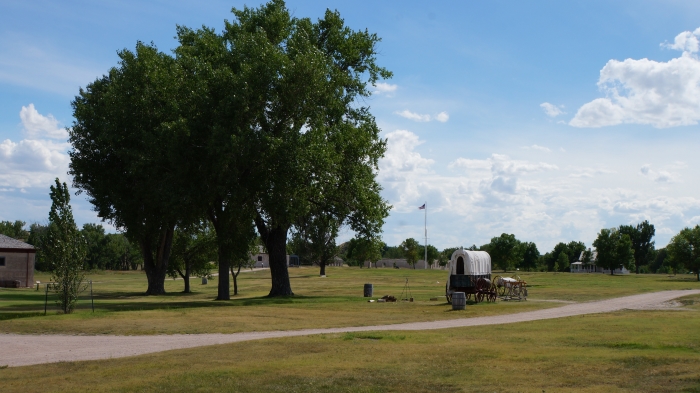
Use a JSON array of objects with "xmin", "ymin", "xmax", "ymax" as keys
[
  {"xmin": 0, "ymin": 256, "xmax": 5, "ymax": 266},
  {"xmin": 257, "ymin": 256, "xmax": 263, "ymax": 262}
]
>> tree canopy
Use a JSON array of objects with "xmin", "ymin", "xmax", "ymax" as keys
[
  {"xmin": 667, "ymin": 225, "xmax": 700, "ymax": 281},
  {"xmin": 592, "ymin": 228, "xmax": 634, "ymax": 275}
]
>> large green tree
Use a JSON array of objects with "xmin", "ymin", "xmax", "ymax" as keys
[
  {"xmin": 667, "ymin": 225, "xmax": 700, "ymax": 281},
  {"xmin": 619, "ymin": 220, "xmax": 655, "ymax": 274},
  {"xmin": 223, "ymin": 1, "xmax": 390, "ymax": 295},
  {"xmin": 592, "ymin": 228, "xmax": 634, "ymax": 275},
  {"xmin": 70, "ymin": 42, "xmax": 189, "ymax": 295},
  {"xmin": 488, "ymin": 233, "xmax": 520, "ymax": 272},
  {"xmin": 44, "ymin": 179, "xmax": 87, "ymax": 314},
  {"xmin": 520, "ymin": 242, "xmax": 540, "ymax": 272}
]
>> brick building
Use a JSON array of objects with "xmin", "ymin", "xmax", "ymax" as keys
[{"xmin": 0, "ymin": 234, "xmax": 36, "ymax": 288}]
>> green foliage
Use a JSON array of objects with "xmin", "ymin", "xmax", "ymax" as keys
[
  {"xmin": 0, "ymin": 220, "xmax": 29, "ymax": 241},
  {"xmin": 288, "ymin": 211, "xmax": 341, "ymax": 273},
  {"xmin": 593, "ymin": 228, "xmax": 635, "ymax": 275},
  {"xmin": 70, "ymin": 41, "xmax": 190, "ymax": 295},
  {"xmin": 417, "ymin": 244, "xmax": 439, "ymax": 266},
  {"xmin": 440, "ymin": 247, "xmax": 459, "ymax": 267},
  {"xmin": 168, "ymin": 223, "xmax": 218, "ymax": 292},
  {"xmin": 556, "ymin": 252, "xmax": 569, "ymax": 272},
  {"xmin": 520, "ymin": 242, "xmax": 540, "ymax": 272},
  {"xmin": 543, "ymin": 241, "xmax": 586, "ymax": 272},
  {"xmin": 488, "ymin": 233, "xmax": 520, "ymax": 272},
  {"xmin": 381, "ymin": 245, "xmax": 404, "ymax": 259},
  {"xmin": 346, "ymin": 237, "xmax": 382, "ymax": 267},
  {"xmin": 44, "ymin": 179, "xmax": 87, "ymax": 314},
  {"xmin": 400, "ymin": 238, "xmax": 420, "ymax": 268},
  {"xmin": 619, "ymin": 220, "xmax": 656, "ymax": 274},
  {"xmin": 26, "ymin": 223, "xmax": 49, "ymax": 271},
  {"xmin": 666, "ymin": 225, "xmax": 700, "ymax": 280}
]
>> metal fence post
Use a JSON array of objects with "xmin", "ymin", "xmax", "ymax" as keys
[
  {"xmin": 90, "ymin": 280, "xmax": 94, "ymax": 313},
  {"xmin": 44, "ymin": 283, "xmax": 49, "ymax": 315}
]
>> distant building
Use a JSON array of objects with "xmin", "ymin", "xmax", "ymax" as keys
[
  {"xmin": 250, "ymin": 246, "xmax": 294, "ymax": 268},
  {"xmin": 0, "ymin": 234, "xmax": 36, "ymax": 287},
  {"xmin": 570, "ymin": 250, "xmax": 630, "ymax": 274},
  {"xmin": 366, "ymin": 259, "xmax": 438, "ymax": 269}
]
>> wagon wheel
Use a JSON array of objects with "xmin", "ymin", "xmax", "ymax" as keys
[
  {"xmin": 445, "ymin": 289, "xmax": 452, "ymax": 304},
  {"xmin": 492, "ymin": 275, "xmax": 506, "ymax": 296},
  {"xmin": 511, "ymin": 285, "xmax": 521, "ymax": 299},
  {"xmin": 465, "ymin": 292, "xmax": 472, "ymax": 301}
]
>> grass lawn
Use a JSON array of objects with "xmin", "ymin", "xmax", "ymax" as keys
[
  {"xmin": 2, "ymin": 294, "xmax": 700, "ymax": 392},
  {"xmin": 0, "ymin": 267, "xmax": 698, "ymax": 335}
]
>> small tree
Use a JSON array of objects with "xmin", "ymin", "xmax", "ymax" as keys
[
  {"xmin": 488, "ymin": 233, "xmax": 519, "ymax": 272},
  {"xmin": 44, "ymin": 179, "xmax": 87, "ymax": 314},
  {"xmin": 400, "ymin": 238, "xmax": 420, "ymax": 269}
]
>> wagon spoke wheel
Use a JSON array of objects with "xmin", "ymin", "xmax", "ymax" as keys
[
  {"xmin": 465, "ymin": 292, "xmax": 472, "ymax": 301},
  {"xmin": 446, "ymin": 291, "xmax": 452, "ymax": 304}
]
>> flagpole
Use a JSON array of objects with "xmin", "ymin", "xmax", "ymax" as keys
[{"xmin": 424, "ymin": 201, "xmax": 428, "ymax": 269}]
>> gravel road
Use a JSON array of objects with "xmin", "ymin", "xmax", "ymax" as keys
[{"xmin": 2, "ymin": 289, "xmax": 698, "ymax": 368}]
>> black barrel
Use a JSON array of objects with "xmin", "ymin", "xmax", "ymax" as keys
[
  {"xmin": 452, "ymin": 292, "xmax": 466, "ymax": 310},
  {"xmin": 364, "ymin": 283, "xmax": 373, "ymax": 297}
]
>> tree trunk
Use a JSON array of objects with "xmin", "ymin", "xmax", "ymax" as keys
[
  {"xmin": 142, "ymin": 227, "xmax": 174, "ymax": 295},
  {"xmin": 216, "ymin": 247, "xmax": 230, "ymax": 300},
  {"xmin": 319, "ymin": 261, "xmax": 326, "ymax": 276},
  {"xmin": 265, "ymin": 226, "xmax": 294, "ymax": 297},
  {"xmin": 231, "ymin": 264, "xmax": 242, "ymax": 295},
  {"xmin": 184, "ymin": 263, "xmax": 191, "ymax": 293}
]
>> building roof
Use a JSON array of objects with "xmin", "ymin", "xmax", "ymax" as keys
[{"xmin": 0, "ymin": 234, "xmax": 36, "ymax": 250}]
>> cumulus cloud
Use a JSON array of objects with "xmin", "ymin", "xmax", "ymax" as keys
[
  {"xmin": 571, "ymin": 28, "xmax": 700, "ymax": 128},
  {"xmin": 373, "ymin": 82, "xmax": 398, "ymax": 95},
  {"xmin": 20, "ymin": 104, "xmax": 68, "ymax": 139},
  {"xmin": 540, "ymin": 102, "xmax": 565, "ymax": 117},
  {"xmin": 394, "ymin": 110, "xmax": 450, "ymax": 123},
  {"xmin": 379, "ymin": 130, "xmax": 434, "ymax": 175},
  {"xmin": 0, "ymin": 105, "xmax": 70, "ymax": 188}
]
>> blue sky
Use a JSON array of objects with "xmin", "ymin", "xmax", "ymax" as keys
[{"xmin": 2, "ymin": 0, "xmax": 700, "ymax": 252}]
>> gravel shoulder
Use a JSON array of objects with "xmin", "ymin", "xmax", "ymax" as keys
[{"xmin": 2, "ymin": 289, "xmax": 698, "ymax": 368}]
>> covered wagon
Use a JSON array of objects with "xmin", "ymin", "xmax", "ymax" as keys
[{"xmin": 445, "ymin": 249, "xmax": 492, "ymax": 303}]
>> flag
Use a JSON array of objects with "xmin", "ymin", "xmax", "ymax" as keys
[{"xmin": 418, "ymin": 204, "xmax": 425, "ymax": 210}]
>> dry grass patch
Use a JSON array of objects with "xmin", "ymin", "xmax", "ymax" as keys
[{"xmin": 2, "ymin": 299, "xmax": 700, "ymax": 392}]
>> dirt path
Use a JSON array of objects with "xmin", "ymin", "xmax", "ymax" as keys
[{"xmin": 2, "ymin": 290, "xmax": 698, "ymax": 368}]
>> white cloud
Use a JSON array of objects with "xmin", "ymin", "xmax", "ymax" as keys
[
  {"xmin": 373, "ymin": 82, "xmax": 398, "ymax": 95},
  {"xmin": 640, "ymin": 164, "xmax": 678, "ymax": 183},
  {"xmin": 521, "ymin": 144, "xmax": 551, "ymax": 153},
  {"xmin": 661, "ymin": 28, "xmax": 700, "ymax": 53},
  {"xmin": 20, "ymin": 104, "xmax": 68, "ymax": 139},
  {"xmin": 379, "ymin": 130, "xmax": 434, "ymax": 175},
  {"xmin": 395, "ymin": 110, "xmax": 450, "ymax": 123},
  {"xmin": 0, "ymin": 105, "xmax": 70, "ymax": 188},
  {"xmin": 0, "ymin": 138, "xmax": 70, "ymax": 188},
  {"xmin": 540, "ymin": 102, "xmax": 565, "ymax": 117},
  {"xmin": 395, "ymin": 110, "xmax": 431, "ymax": 122},
  {"xmin": 435, "ymin": 111, "xmax": 449, "ymax": 122},
  {"xmin": 571, "ymin": 28, "xmax": 700, "ymax": 128}
]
